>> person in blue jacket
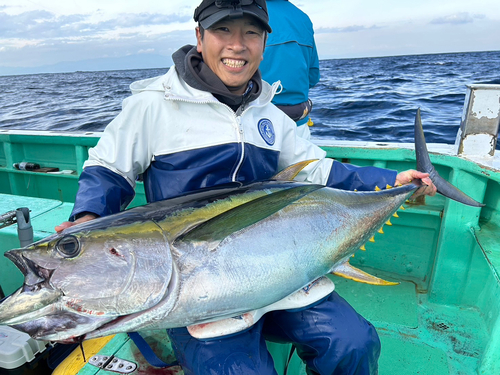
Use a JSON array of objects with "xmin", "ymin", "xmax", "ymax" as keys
[
  {"xmin": 56, "ymin": 1, "xmax": 436, "ymax": 374},
  {"xmin": 260, "ymin": 0, "xmax": 320, "ymax": 139}
]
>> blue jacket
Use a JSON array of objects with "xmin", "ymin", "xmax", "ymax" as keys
[
  {"xmin": 71, "ymin": 68, "xmax": 396, "ymax": 219},
  {"xmin": 261, "ymin": 0, "xmax": 320, "ymax": 124}
]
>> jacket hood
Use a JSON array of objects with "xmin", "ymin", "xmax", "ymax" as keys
[
  {"xmin": 174, "ymin": 45, "xmax": 263, "ymax": 109},
  {"xmin": 129, "ymin": 47, "xmax": 279, "ymax": 109}
]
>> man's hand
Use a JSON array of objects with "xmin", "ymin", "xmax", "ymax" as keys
[
  {"xmin": 55, "ymin": 213, "xmax": 97, "ymax": 233},
  {"xmin": 395, "ymin": 169, "xmax": 437, "ymax": 198}
]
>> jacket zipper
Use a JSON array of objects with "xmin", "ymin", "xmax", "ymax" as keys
[
  {"xmin": 232, "ymin": 115, "xmax": 245, "ymax": 182},
  {"xmin": 164, "ymin": 95, "xmax": 247, "ymax": 184},
  {"xmin": 163, "ymin": 81, "xmax": 281, "ymax": 183}
]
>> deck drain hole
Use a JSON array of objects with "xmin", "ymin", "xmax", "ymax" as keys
[{"xmin": 435, "ymin": 322, "xmax": 450, "ymax": 330}]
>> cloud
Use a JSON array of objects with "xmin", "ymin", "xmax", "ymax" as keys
[
  {"xmin": 315, "ymin": 25, "xmax": 382, "ymax": 34},
  {"xmin": 103, "ymin": 13, "xmax": 191, "ymax": 28},
  {"xmin": 0, "ymin": 7, "xmax": 196, "ymax": 70},
  {"xmin": 137, "ymin": 48, "xmax": 156, "ymax": 54},
  {"xmin": 430, "ymin": 12, "xmax": 485, "ymax": 25},
  {"xmin": 0, "ymin": 10, "xmax": 191, "ymax": 39},
  {"xmin": 0, "ymin": 26, "xmax": 196, "ymax": 69}
]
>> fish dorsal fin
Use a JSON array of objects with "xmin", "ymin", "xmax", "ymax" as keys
[
  {"xmin": 175, "ymin": 183, "xmax": 322, "ymax": 244},
  {"xmin": 271, "ymin": 160, "xmax": 319, "ymax": 181},
  {"xmin": 414, "ymin": 108, "xmax": 484, "ymax": 207},
  {"xmin": 332, "ymin": 261, "xmax": 399, "ymax": 286}
]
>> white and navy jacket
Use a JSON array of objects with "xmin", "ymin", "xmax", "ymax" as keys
[{"xmin": 71, "ymin": 67, "xmax": 397, "ymax": 219}]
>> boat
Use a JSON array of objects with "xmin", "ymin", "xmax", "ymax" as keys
[{"xmin": 0, "ymin": 84, "xmax": 499, "ymax": 375}]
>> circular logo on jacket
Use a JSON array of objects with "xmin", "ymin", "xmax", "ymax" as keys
[{"xmin": 258, "ymin": 118, "xmax": 275, "ymax": 145}]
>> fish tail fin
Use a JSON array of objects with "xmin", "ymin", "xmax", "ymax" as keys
[{"xmin": 414, "ymin": 108, "xmax": 485, "ymax": 207}]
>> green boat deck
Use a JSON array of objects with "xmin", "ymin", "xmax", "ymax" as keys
[{"xmin": 1, "ymin": 129, "xmax": 500, "ymax": 374}]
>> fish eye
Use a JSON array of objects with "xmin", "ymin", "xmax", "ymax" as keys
[{"xmin": 56, "ymin": 235, "xmax": 81, "ymax": 258}]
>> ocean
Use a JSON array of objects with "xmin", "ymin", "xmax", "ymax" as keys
[{"xmin": 0, "ymin": 50, "xmax": 499, "ymax": 147}]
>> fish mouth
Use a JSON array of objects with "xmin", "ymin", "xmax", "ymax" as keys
[
  {"xmin": 5, "ymin": 249, "xmax": 30, "ymax": 274},
  {"xmin": 18, "ymin": 311, "xmax": 133, "ymax": 342},
  {"xmin": 5, "ymin": 249, "xmax": 53, "ymax": 291},
  {"xmin": 1, "ymin": 249, "xmax": 117, "ymax": 342},
  {"xmin": 0, "ymin": 249, "xmax": 62, "ymax": 326},
  {"xmin": 12, "ymin": 310, "xmax": 111, "ymax": 343},
  {"xmin": 0, "ymin": 286, "xmax": 63, "ymax": 326}
]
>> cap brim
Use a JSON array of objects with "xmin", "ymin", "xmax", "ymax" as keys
[{"xmin": 199, "ymin": 8, "xmax": 272, "ymax": 33}]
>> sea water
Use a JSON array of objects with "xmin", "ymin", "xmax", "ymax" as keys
[{"xmin": 0, "ymin": 50, "xmax": 499, "ymax": 147}]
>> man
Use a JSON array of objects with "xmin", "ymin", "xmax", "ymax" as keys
[
  {"xmin": 56, "ymin": 1, "xmax": 436, "ymax": 374},
  {"xmin": 260, "ymin": 0, "xmax": 320, "ymax": 139}
]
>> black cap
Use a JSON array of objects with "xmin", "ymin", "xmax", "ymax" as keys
[{"xmin": 194, "ymin": 0, "xmax": 272, "ymax": 33}]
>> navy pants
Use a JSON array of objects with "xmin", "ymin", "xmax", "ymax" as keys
[{"xmin": 167, "ymin": 291, "xmax": 380, "ymax": 375}]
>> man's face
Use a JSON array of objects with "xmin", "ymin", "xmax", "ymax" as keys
[{"xmin": 196, "ymin": 14, "xmax": 265, "ymax": 95}]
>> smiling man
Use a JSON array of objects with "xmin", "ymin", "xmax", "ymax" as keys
[
  {"xmin": 58, "ymin": 1, "xmax": 436, "ymax": 374},
  {"xmin": 195, "ymin": 13, "xmax": 267, "ymax": 93}
]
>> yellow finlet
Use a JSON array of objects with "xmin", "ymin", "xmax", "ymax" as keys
[
  {"xmin": 369, "ymin": 236, "xmax": 375, "ymax": 243},
  {"xmin": 375, "ymin": 186, "xmax": 381, "ymax": 191},
  {"xmin": 378, "ymin": 227, "xmax": 384, "ymax": 234},
  {"xmin": 400, "ymin": 205, "xmax": 406, "ymax": 210},
  {"xmin": 332, "ymin": 261, "xmax": 399, "ymax": 286},
  {"xmin": 393, "ymin": 212, "xmax": 399, "ymax": 218},
  {"xmin": 360, "ymin": 244, "xmax": 366, "ymax": 251},
  {"xmin": 385, "ymin": 219, "xmax": 392, "ymax": 226},
  {"xmin": 386, "ymin": 184, "xmax": 393, "ymax": 189}
]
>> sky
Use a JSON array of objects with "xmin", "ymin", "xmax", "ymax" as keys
[{"xmin": 0, "ymin": 0, "xmax": 499, "ymax": 75}]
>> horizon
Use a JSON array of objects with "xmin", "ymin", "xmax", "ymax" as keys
[{"xmin": 1, "ymin": 49, "xmax": 498, "ymax": 78}]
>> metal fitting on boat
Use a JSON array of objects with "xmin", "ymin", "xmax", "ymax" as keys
[{"xmin": 455, "ymin": 84, "xmax": 500, "ymax": 157}]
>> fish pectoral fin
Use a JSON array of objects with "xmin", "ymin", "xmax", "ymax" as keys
[
  {"xmin": 271, "ymin": 159, "xmax": 319, "ymax": 181},
  {"xmin": 332, "ymin": 261, "xmax": 399, "ymax": 286},
  {"xmin": 187, "ymin": 277, "xmax": 335, "ymax": 340},
  {"xmin": 175, "ymin": 183, "xmax": 323, "ymax": 244},
  {"xmin": 187, "ymin": 313, "xmax": 259, "ymax": 340}
]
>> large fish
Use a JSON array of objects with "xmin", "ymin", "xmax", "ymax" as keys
[{"xmin": 0, "ymin": 111, "xmax": 482, "ymax": 343}]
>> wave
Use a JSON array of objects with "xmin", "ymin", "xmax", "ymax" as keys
[{"xmin": 1, "ymin": 51, "xmax": 499, "ymax": 149}]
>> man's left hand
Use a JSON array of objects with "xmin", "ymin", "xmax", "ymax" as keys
[{"xmin": 395, "ymin": 169, "xmax": 437, "ymax": 197}]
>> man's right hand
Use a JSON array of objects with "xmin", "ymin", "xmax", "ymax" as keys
[{"xmin": 55, "ymin": 213, "xmax": 97, "ymax": 233}]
